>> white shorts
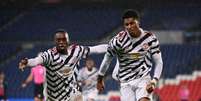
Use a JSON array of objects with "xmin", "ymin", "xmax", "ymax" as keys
[
  {"xmin": 44, "ymin": 91, "xmax": 82, "ymax": 101},
  {"xmin": 120, "ymin": 75, "xmax": 152, "ymax": 101},
  {"xmin": 83, "ymin": 88, "xmax": 98, "ymax": 101}
]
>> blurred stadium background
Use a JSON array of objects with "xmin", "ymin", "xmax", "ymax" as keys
[{"xmin": 0, "ymin": 0, "xmax": 201, "ymax": 101}]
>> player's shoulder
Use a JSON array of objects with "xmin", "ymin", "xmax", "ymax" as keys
[
  {"xmin": 115, "ymin": 30, "xmax": 127, "ymax": 40},
  {"xmin": 46, "ymin": 47, "xmax": 57, "ymax": 54},
  {"xmin": 110, "ymin": 30, "xmax": 127, "ymax": 43},
  {"xmin": 69, "ymin": 43, "xmax": 79, "ymax": 49},
  {"xmin": 69, "ymin": 43, "xmax": 84, "ymax": 52},
  {"xmin": 144, "ymin": 30, "xmax": 157, "ymax": 38},
  {"xmin": 144, "ymin": 30, "xmax": 153, "ymax": 35}
]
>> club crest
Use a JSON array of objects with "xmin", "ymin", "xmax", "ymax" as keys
[{"xmin": 142, "ymin": 43, "xmax": 149, "ymax": 51}]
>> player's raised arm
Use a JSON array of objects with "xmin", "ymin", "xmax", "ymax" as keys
[{"xmin": 19, "ymin": 56, "xmax": 43, "ymax": 71}]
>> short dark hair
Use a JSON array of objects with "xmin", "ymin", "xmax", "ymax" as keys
[
  {"xmin": 55, "ymin": 29, "xmax": 67, "ymax": 34},
  {"xmin": 122, "ymin": 9, "xmax": 140, "ymax": 20}
]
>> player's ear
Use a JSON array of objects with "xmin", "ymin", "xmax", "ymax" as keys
[
  {"xmin": 135, "ymin": 19, "xmax": 140, "ymax": 25},
  {"xmin": 54, "ymin": 32, "xmax": 59, "ymax": 42},
  {"xmin": 54, "ymin": 35, "xmax": 57, "ymax": 43}
]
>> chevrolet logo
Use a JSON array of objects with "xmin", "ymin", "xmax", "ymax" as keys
[{"xmin": 59, "ymin": 68, "xmax": 72, "ymax": 76}]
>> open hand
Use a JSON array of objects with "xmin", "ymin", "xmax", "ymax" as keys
[{"xmin": 146, "ymin": 83, "xmax": 155, "ymax": 93}]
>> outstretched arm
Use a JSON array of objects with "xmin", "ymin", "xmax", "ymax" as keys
[
  {"xmin": 27, "ymin": 56, "xmax": 43, "ymax": 67},
  {"xmin": 89, "ymin": 44, "xmax": 108, "ymax": 54},
  {"xmin": 19, "ymin": 56, "xmax": 43, "ymax": 71}
]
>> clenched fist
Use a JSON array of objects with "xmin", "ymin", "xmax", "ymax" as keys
[
  {"xmin": 19, "ymin": 58, "xmax": 28, "ymax": 71},
  {"xmin": 146, "ymin": 78, "xmax": 158, "ymax": 93},
  {"xmin": 97, "ymin": 75, "xmax": 105, "ymax": 93}
]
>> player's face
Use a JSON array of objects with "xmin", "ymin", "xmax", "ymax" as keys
[
  {"xmin": 55, "ymin": 33, "xmax": 68, "ymax": 53},
  {"xmin": 86, "ymin": 60, "xmax": 94, "ymax": 71},
  {"xmin": 124, "ymin": 18, "xmax": 140, "ymax": 37}
]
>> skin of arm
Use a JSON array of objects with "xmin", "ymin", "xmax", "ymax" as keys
[{"xmin": 22, "ymin": 73, "xmax": 33, "ymax": 88}]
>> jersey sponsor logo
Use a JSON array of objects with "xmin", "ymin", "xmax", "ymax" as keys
[
  {"xmin": 129, "ymin": 53, "xmax": 141, "ymax": 60},
  {"xmin": 58, "ymin": 66, "xmax": 73, "ymax": 77}
]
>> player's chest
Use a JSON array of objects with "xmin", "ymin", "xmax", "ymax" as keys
[
  {"xmin": 52, "ymin": 54, "xmax": 80, "ymax": 66},
  {"xmin": 123, "ymin": 40, "xmax": 151, "ymax": 60},
  {"xmin": 53, "ymin": 54, "xmax": 80, "ymax": 76}
]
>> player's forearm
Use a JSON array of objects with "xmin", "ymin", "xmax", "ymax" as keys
[
  {"xmin": 152, "ymin": 53, "xmax": 163, "ymax": 79},
  {"xmin": 89, "ymin": 44, "xmax": 108, "ymax": 54},
  {"xmin": 24, "ymin": 79, "xmax": 31, "ymax": 85},
  {"xmin": 98, "ymin": 52, "xmax": 113, "ymax": 76},
  {"xmin": 25, "ymin": 74, "xmax": 33, "ymax": 84},
  {"xmin": 27, "ymin": 56, "xmax": 43, "ymax": 67},
  {"xmin": 112, "ymin": 59, "xmax": 119, "ymax": 81}
]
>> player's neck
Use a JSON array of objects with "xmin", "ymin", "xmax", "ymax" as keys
[
  {"xmin": 130, "ymin": 30, "xmax": 141, "ymax": 38},
  {"xmin": 87, "ymin": 68, "xmax": 92, "ymax": 71},
  {"xmin": 58, "ymin": 50, "xmax": 68, "ymax": 55}
]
